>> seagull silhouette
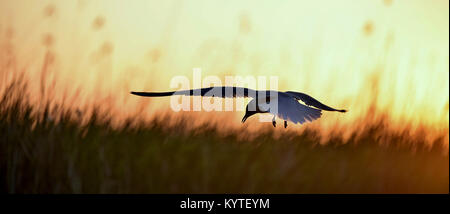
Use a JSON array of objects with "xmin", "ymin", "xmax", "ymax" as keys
[{"xmin": 131, "ymin": 87, "xmax": 347, "ymax": 128}]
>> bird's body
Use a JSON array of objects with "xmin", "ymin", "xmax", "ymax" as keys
[{"xmin": 131, "ymin": 86, "xmax": 346, "ymax": 127}]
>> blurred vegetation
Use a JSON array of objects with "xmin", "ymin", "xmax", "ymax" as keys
[{"xmin": 0, "ymin": 76, "xmax": 448, "ymax": 194}]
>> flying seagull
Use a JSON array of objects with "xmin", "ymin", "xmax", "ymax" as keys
[{"xmin": 131, "ymin": 87, "xmax": 346, "ymax": 128}]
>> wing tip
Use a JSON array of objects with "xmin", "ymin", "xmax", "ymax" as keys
[{"xmin": 131, "ymin": 91, "xmax": 145, "ymax": 96}]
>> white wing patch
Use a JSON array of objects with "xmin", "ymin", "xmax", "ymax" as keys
[{"xmin": 268, "ymin": 94, "xmax": 322, "ymax": 124}]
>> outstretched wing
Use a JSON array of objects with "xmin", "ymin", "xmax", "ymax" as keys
[
  {"xmin": 269, "ymin": 94, "xmax": 322, "ymax": 124},
  {"xmin": 284, "ymin": 91, "xmax": 347, "ymax": 112},
  {"xmin": 131, "ymin": 87, "xmax": 261, "ymax": 98}
]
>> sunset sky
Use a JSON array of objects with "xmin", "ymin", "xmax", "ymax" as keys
[{"xmin": 0, "ymin": 0, "xmax": 448, "ymax": 143}]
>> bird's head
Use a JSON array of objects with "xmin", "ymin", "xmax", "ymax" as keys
[{"xmin": 241, "ymin": 104, "xmax": 258, "ymax": 123}]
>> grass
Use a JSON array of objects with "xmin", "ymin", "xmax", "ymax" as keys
[{"xmin": 0, "ymin": 77, "xmax": 448, "ymax": 194}]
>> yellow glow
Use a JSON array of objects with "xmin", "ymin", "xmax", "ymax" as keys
[{"xmin": 0, "ymin": 0, "xmax": 448, "ymax": 146}]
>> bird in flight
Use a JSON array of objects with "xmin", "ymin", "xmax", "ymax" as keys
[{"xmin": 131, "ymin": 87, "xmax": 346, "ymax": 128}]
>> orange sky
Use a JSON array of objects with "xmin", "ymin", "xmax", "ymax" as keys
[{"xmin": 0, "ymin": 0, "xmax": 448, "ymax": 143}]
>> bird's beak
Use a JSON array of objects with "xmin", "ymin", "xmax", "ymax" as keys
[{"xmin": 241, "ymin": 116, "xmax": 248, "ymax": 123}]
